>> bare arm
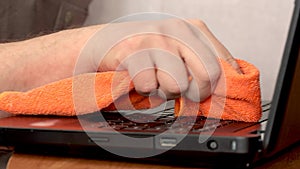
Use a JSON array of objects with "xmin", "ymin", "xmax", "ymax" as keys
[{"xmin": 0, "ymin": 26, "xmax": 101, "ymax": 92}]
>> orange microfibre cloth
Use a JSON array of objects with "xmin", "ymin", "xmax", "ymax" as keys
[{"xmin": 0, "ymin": 59, "xmax": 262, "ymax": 122}]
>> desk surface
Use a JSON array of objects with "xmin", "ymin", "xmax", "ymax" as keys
[{"xmin": 6, "ymin": 143, "xmax": 300, "ymax": 169}]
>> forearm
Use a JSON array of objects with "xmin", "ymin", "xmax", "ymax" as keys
[{"xmin": 0, "ymin": 25, "xmax": 101, "ymax": 92}]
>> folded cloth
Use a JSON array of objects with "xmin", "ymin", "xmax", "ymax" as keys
[{"xmin": 0, "ymin": 59, "xmax": 262, "ymax": 122}]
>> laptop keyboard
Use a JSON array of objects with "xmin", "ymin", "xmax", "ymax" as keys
[
  {"xmin": 93, "ymin": 101, "xmax": 271, "ymax": 134},
  {"xmin": 99, "ymin": 109, "xmax": 235, "ymax": 133}
]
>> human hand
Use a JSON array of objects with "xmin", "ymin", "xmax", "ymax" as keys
[{"xmin": 77, "ymin": 19, "xmax": 241, "ymax": 102}]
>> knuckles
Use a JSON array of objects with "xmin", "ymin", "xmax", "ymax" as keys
[{"xmin": 135, "ymin": 81, "xmax": 158, "ymax": 95}]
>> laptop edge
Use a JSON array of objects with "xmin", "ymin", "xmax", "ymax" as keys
[{"xmin": 263, "ymin": 0, "xmax": 300, "ymax": 157}]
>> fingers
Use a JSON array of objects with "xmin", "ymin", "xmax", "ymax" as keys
[
  {"xmin": 122, "ymin": 50, "xmax": 157, "ymax": 96},
  {"xmin": 179, "ymin": 43, "xmax": 221, "ymax": 102},
  {"xmin": 123, "ymin": 49, "xmax": 189, "ymax": 100},
  {"xmin": 153, "ymin": 50, "xmax": 189, "ymax": 99},
  {"xmin": 123, "ymin": 44, "xmax": 217, "ymax": 102}
]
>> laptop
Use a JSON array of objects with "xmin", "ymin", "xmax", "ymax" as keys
[{"xmin": 0, "ymin": 1, "xmax": 299, "ymax": 168}]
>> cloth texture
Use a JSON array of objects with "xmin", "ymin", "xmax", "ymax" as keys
[{"xmin": 0, "ymin": 59, "xmax": 262, "ymax": 122}]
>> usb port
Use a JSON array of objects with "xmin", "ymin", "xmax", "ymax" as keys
[{"xmin": 159, "ymin": 138, "xmax": 177, "ymax": 147}]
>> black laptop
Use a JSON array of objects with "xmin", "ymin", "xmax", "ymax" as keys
[{"xmin": 0, "ymin": 1, "xmax": 299, "ymax": 168}]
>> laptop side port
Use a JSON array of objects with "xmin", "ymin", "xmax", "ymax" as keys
[{"xmin": 159, "ymin": 138, "xmax": 177, "ymax": 147}]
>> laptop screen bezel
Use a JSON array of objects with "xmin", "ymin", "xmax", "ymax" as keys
[{"xmin": 263, "ymin": 0, "xmax": 300, "ymax": 153}]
